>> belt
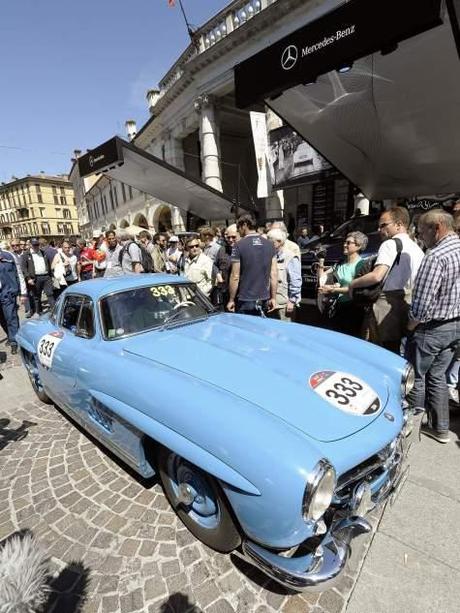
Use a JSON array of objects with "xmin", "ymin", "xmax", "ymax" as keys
[
  {"xmin": 35, "ymin": 273, "xmax": 49, "ymax": 277},
  {"xmin": 420, "ymin": 316, "xmax": 460, "ymax": 328}
]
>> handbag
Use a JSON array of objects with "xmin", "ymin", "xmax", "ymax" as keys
[
  {"xmin": 316, "ymin": 264, "xmax": 338, "ymax": 315},
  {"xmin": 324, "ymin": 295, "xmax": 340, "ymax": 319},
  {"xmin": 353, "ymin": 238, "xmax": 403, "ymax": 305}
]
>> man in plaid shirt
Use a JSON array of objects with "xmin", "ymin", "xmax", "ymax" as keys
[{"xmin": 407, "ymin": 210, "xmax": 460, "ymax": 443}]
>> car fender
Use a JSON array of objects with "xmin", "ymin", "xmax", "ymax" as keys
[{"xmin": 90, "ymin": 390, "xmax": 261, "ymax": 496}]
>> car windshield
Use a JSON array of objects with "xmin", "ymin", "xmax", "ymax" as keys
[{"xmin": 100, "ymin": 283, "xmax": 212, "ymax": 339}]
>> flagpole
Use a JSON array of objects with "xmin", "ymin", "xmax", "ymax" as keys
[{"xmin": 176, "ymin": 0, "xmax": 199, "ymax": 48}]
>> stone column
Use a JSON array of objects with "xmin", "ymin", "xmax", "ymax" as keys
[{"xmin": 195, "ymin": 95, "xmax": 223, "ymax": 192}]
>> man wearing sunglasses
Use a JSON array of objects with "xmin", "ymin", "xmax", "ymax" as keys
[
  {"xmin": 9, "ymin": 240, "xmax": 32, "ymax": 318},
  {"xmin": 349, "ymin": 206, "xmax": 423, "ymax": 353}
]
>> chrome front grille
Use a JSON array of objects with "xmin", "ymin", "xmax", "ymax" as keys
[{"xmin": 334, "ymin": 439, "xmax": 400, "ymax": 505}]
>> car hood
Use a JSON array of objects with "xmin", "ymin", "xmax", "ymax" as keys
[{"xmin": 123, "ymin": 315, "xmax": 392, "ymax": 442}]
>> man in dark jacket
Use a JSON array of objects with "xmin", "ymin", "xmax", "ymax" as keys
[
  {"xmin": 21, "ymin": 238, "xmax": 55, "ymax": 315},
  {"xmin": 0, "ymin": 247, "xmax": 26, "ymax": 354}
]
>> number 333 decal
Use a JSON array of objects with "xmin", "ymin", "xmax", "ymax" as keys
[
  {"xmin": 37, "ymin": 334, "xmax": 63, "ymax": 368},
  {"xmin": 309, "ymin": 371, "xmax": 381, "ymax": 415}
]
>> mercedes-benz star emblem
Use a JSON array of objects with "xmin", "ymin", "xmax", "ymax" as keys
[
  {"xmin": 89, "ymin": 155, "xmax": 94, "ymax": 168},
  {"xmin": 281, "ymin": 45, "xmax": 298, "ymax": 71}
]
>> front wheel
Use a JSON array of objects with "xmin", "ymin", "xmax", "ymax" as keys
[
  {"xmin": 157, "ymin": 447, "xmax": 241, "ymax": 553},
  {"xmin": 25, "ymin": 353, "xmax": 52, "ymax": 404}
]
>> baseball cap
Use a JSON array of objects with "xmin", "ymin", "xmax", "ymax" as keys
[
  {"xmin": 30, "ymin": 238, "xmax": 40, "ymax": 246},
  {"xmin": 169, "ymin": 236, "xmax": 179, "ymax": 242}
]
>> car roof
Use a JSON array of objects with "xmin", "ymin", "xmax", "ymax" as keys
[{"xmin": 70, "ymin": 274, "xmax": 187, "ymax": 300}]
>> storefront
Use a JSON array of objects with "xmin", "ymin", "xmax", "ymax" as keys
[{"xmin": 235, "ymin": 0, "xmax": 460, "ymax": 201}]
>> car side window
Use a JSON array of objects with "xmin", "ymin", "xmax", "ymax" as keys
[
  {"xmin": 49, "ymin": 295, "xmax": 63, "ymax": 324},
  {"xmin": 77, "ymin": 299, "xmax": 95, "ymax": 338},
  {"xmin": 61, "ymin": 295, "xmax": 84, "ymax": 332}
]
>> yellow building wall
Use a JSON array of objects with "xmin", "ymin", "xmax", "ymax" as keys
[{"xmin": 0, "ymin": 177, "xmax": 79, "ymax": 243}]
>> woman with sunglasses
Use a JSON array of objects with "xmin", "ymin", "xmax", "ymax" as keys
[{"xmin": 318, "ymin": 231, "xmax": 368, "ymax": 336}]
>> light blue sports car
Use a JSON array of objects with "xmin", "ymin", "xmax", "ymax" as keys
[{"xmin": 16, "ymin": 274, "xmax": 419, "ymax": 591}]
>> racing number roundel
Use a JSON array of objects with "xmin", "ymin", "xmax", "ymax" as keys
[
  {"xmin": 37, "ymin": 333, "xmax": 63, "ymax": 369},
  {"xmin": 309, "ymin": 371, "xmax": 381, "ymax": 416}
]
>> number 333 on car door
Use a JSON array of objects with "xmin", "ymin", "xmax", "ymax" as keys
[{"xmin": 37, "ymin": 334, "xmax": 63, "ymax": 369}]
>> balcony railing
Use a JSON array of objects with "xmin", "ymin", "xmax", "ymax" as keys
[{"xmin": 157, "ymin": 0, "xmax": 277, "ymax": 99}]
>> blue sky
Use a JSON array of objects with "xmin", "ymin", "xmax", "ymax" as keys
[{"xmin": 0, "ymin": 0, "xmax": 229, "ymax": 182}]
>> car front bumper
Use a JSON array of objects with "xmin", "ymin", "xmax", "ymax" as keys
[{"xmin": 238, "ymin": 406, "xmax": 422, "ymax": 591}]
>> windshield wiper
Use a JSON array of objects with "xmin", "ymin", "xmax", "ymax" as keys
[{"xmin": 160, "ymin": 303, "xmax": 207, "ymax": 331}]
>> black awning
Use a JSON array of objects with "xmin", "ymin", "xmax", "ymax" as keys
[
  {"xmin": 77, "ymin": 137, "xmax": 238, "ymax": 220},
  {"xmin": 235, "ymin": 0, "xmax": 460, "ymax": 199}
]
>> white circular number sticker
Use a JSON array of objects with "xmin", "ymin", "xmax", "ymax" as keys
[
  {"xmin": 37, "ymin": 333, "xmax": 63, "ymax": 369},
  {"xmin": 309, "ymin": 371, "xmax": 381, "ymax": 415}
]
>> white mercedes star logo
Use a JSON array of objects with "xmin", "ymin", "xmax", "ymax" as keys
[{"xmin": 281, "ymin": 45, "xmax": 298, "ymax": 71}]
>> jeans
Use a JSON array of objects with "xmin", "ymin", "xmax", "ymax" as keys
[
  {"xmin": 406, "ymin": 319, "xmax": 460, "ymax": 432},
  {"xmin": 0, "ymin": 293, "xmax": 20, "ymax": 347},
  {"xmin": 236, "ymin": 299, "xmax": 269, "ymax": 317}
]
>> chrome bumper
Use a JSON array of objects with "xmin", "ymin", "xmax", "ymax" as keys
[
  {"xmin": 238, "ymin": 407, "xmax": 422, "ymax": 592},
  {"xmin": 240, "ymin": 516, "xmax": 371, "ymax": 591}
]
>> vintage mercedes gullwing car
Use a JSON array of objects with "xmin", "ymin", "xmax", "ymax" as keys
[{"xmin": 17, "ymin": 275, "xmax": 419, "ymax": 590}]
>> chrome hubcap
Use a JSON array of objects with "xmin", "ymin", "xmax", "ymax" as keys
[{"xmin": 177, "ymin": 482, "xmax": 195, "ymax": 506}]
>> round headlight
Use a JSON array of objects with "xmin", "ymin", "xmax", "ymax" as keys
[
  {"xmin": 302, "ymin": 460, "xmax": 336, "ymax": 522},
  {"xmin": 401, "ymin": 363, "xmax": 415, "ymax": 398}
]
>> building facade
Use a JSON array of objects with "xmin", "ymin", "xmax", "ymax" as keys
[
  {"xmin": 73, "ymin": 0, "xmax": 358, "ymax": 236},
  {"xmin": 0, "ymin": 174, "xmax": 78, "ymax": 244}
]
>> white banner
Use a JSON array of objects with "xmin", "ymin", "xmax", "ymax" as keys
[{"xmin": 250, "ymin": 111, "xmax": 270, "ymax": 198}]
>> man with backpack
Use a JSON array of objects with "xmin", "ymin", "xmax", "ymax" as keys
[
  {"xmin": 349, "ymin": 206, "xmax": 424, "ymax": 353},
  {"xmin": 118, "ymin": 231, "xmax": 154, "ymax": 274}
]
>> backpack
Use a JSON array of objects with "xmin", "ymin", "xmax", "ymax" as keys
[
  {"xmin": 352, "ymin": 237, "xmax": 403, "ymax": 305},
  {"xmin": 119, "ymin": 241, "xmax": 154, "ymax": 273}
]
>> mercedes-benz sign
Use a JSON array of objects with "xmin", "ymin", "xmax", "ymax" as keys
[{"xmin": 281, "ymin": 45, "xmax": 298, "ymax": 71}]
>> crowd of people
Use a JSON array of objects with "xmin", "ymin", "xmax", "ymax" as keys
[{"xmin": 0, "ymin": 203, "xmax": 459, "ymax": 444}]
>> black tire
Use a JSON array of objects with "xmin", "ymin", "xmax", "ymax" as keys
[
  {"xmin": 26, "ymin": 354, "xmax": 53, "ymax": 404},
  {"xmin": 157, "ymin": 446, "xmax": 241, "ymax": 553}
]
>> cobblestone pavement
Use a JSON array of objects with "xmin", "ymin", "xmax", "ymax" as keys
[{"xmin": 0, "ymin": 347, "xmax": 379, "ymax": 613}]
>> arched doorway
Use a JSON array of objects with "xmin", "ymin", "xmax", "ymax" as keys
[
  {"xmin": 153, "ymin": 206, "xmax": 172, "ymax": 233},
  {"xmin": 119, "ymin": 219, "xmax": 129, "ymax": 229},
  {"xmin": 109, "ymin": 223, "xmax": 116, "ymax": 231},
  {"xmin": 133, "ymin": 213, "xmax": 149, "ymax": 229}
]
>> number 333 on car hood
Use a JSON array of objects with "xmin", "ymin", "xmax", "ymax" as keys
[{"xmin": 122, "ymin": 314, "xmax": 397, "ymax": 443}]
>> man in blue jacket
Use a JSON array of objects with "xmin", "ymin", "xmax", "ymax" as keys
[{"xmin": 0, "ymin": 246, "xmax": 26, "ymax": 355}]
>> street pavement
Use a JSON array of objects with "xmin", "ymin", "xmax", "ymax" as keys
[{"xmin": 0, "ymin": 340, "xmax": 459, "ymax": 613}]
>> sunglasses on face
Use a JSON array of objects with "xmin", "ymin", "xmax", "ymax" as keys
[
  {"xmin": 188, "ymin": 244, "xmax": 200, "ymax": 248},
  {"xmin": 344, "ymin": 240, "xmax": 356, "ymax": 245}
]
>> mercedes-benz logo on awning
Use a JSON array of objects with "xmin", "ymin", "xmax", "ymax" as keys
[
  {"xmin": 89, "ymin": 155, "xmax": 94, "ymax": 168},
  {"xmin": 281, "ymin": 45, "xmax": 298, "ymax": 71}
]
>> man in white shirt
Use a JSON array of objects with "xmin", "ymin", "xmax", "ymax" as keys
[
  {"xmin": 20, "ymin": 238, "xmax": 55, "ymax": 315},
  {"xmin": 184, "ymin": 238, "xmax": 213, "ymax": 297},
  {"xmin": 350, "ymin": 207, "xmax": 424, "ymax": 353}
]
